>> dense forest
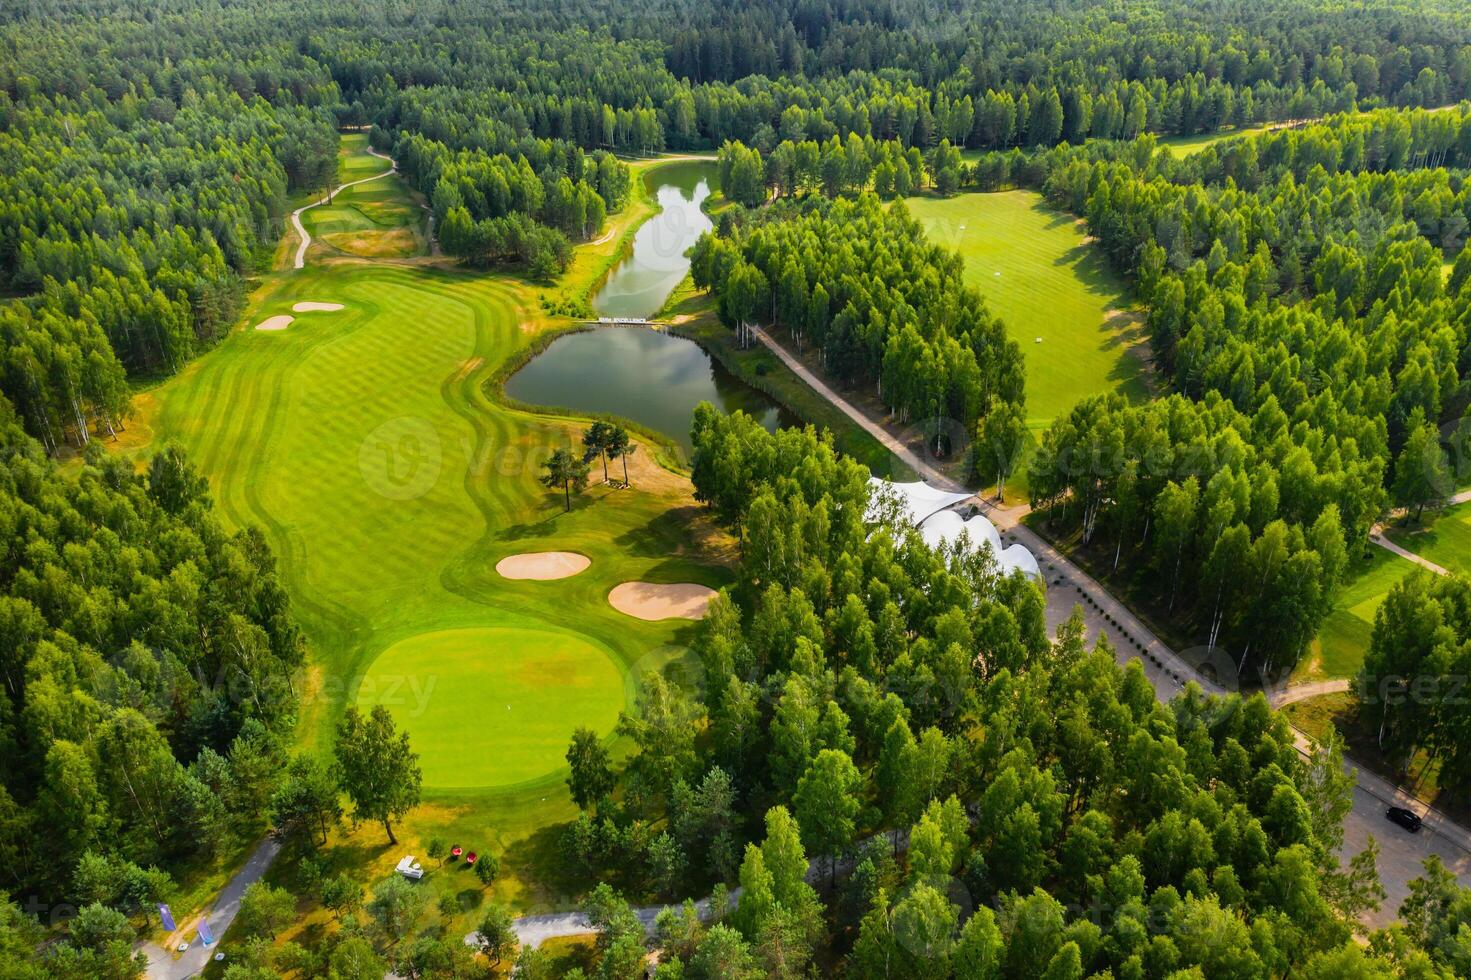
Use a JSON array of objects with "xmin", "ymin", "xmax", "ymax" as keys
[
  {"xmin": 7, "ymin": 0, "xmax": 1471, "ymax": 974},
  {"xmin": 966, "ymin": 107, "xmax": 1471, "ymax": 681},
  {"xmin": 519, "ymin": 408, "xmax": 1469, "ymax": 978},
  {"xmin": 5, "ymin": 0, "xmax": 1471, "ymax": 454},
  {"xmin": 0, "ymin": 394, "xmax": 302, "ymax": 976}
]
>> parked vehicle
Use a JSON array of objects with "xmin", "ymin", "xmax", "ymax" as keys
[{"xmin": 1387, "ymin": 806, "xmax": 1423, "ymax": 832}]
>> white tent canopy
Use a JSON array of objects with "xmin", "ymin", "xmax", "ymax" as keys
[
  {"xmin": 868, "ymin": 476, "xmax": 1041, "ymax": 581},
  {"xmin": 998, "ymin": 543, "xmax": 1042, "ymax": 580},
  {"xmin": 918, "ymin": 509, "xmax": 1004, "ymax": 560},
  {"xmin": 867, "ymin": 477, "xmax": 973, "ymax": 528}
]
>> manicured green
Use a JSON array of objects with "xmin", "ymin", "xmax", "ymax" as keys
[
  {"xmin": 357, "ymin": 626, "xmax": 627, "ymax": 789},
  {"xmin": 146, "ymin": 261, "xmax": 724, "ymax": 775},
  {"xmin": 140, "ymin": 213, "xmax": 729, "ymax": 907},
  {"xmin": 1299, "ymin": 546, "xmax": 1417, "ymax": 682},
  {"xmin": 1385, "ymin": 500, "xmax": 1471, "ymax": 577},
  {"xmin": 906, "ymin": 191, "xmax": 1150, "ymax": 434}
]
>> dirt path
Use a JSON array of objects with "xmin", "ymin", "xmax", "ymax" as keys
[
  {"xmin": 289, "ymin": 148, "xmax": 398, "ymax": 270},
  {"xmin": 749, "ymin": 326, "xmax": 951, "ymax": 490},
  {"xmin": 1268, "ymin": 678, "xmax": 1352, "ymax": 708}
]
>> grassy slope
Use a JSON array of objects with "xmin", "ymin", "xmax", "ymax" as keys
[
  {"xmin": 906, "ymin": 191, "xmax": 1152, "ymax": 493},
  {"xmin": 135, "ymin": 164, "xmax": 734, "ymax": 931},
  {"xmin": 1385, "ymin": 500, "xmax": 1471, "ymax": 576},
  {"xmin": 302, "ymin": 134, "xmax": 428, "ymax": 260},
  {"xmin": 1157, "ymin": 123, "xmax": 1274, "ymax": 157},
  {"xmin": 1296, "ymin": 547, "xmax": 1416, "ymax": 683},
  {"xmin": 906, "ymin": 191, "xmax": 1150, "ymax": 430}
]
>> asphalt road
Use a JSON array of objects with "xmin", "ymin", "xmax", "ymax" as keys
[
  {"xmin": 139, "ymin": 838, "xmax": 281, "ymax": 979},
  {"xmin": 751, "ymin": 323, "xmax": 1471, "ymax": 928}
]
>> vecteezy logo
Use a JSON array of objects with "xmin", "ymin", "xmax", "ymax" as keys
[{"xmin": 358, "ymin": 416, "xmax": 442, "ymax": 500}]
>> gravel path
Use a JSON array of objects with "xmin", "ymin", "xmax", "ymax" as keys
[{"xmin": 289, "ymin": 146, "xmax": 397, "ymax": 270}]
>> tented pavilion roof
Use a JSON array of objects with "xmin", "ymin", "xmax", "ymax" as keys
[
  {"xmin": 918, "ymin": 509, "xmax": 1004, "ymax": 560},
  {"xmin": 868, "ymin": 476, "xmax": 1041, "ymax": 581},
  {"xmin": 866, "ymin": 476, "xmax": 973, "ymax": 528},
  {"xmin": 998, "ymin": 543, "xmax": 1043, "ymax": 580}
]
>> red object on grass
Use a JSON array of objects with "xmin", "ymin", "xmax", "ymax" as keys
[
  {"xmin": 450, "ymin": 845, "xmax": 462, "ymax": 859},
  {"xmin": 465, "ymin": 851, "xmax": 478, "ymax": 865}
]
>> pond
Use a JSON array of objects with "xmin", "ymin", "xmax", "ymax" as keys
[
  {"xmin": 507, "ymin": 160, "xmax": 798, "ymax": 456},
  {"xmin": 592, "ymin": 160, "xmax": 715, "ymax": 319},
  {"xmin": 504, "ymin": 326, "xmax": 798, "ymax": 456}
]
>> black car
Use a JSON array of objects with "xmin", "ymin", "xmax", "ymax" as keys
[{"xmin": 1387, "ymin": 806, "xmax": 1423, "ymax": 832}]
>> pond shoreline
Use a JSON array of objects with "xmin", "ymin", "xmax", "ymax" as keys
[{"xmin": 504, "ymin": 324, "xmax": 799, "ymax": 458}]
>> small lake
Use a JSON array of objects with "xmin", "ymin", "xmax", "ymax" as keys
[
  {"xmin": 504, "ymin": 327, "xmax": 798, "ymax": 456},
  {"xmin": 507, "ymin": 160, "xmax": 798, "ymax": 455},
  {"xmin": 593, "ymin": 161, "xmax": 714, "ymax": 319}
]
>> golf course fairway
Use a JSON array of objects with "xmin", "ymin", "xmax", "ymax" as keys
[
  {"xmin": 130, "ymin": 146, "xmax": 733, "ymax": 910},
  {"xmin": 906, "ymin": 190, "xmax": 1151, "ymax": 432}
]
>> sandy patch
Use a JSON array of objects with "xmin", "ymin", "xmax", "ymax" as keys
[
  {"xmin": 255, "ymin": 315, "xmax": 295, "ymax": 331},
  {"xmin": 608, "ymin": 582, "xmax": 716, "ymax": 621},
  {"xmin": 293, "ymin": 302, "xmax": 345, "ymax": 313},
  {"xmin": 496, "ymin": 551, "xmax": 591, "ymax": 580}
]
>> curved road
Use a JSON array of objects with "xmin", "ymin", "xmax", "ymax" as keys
[
  {"xmin": 289, "ymin": 146, "xmax": 397, "ymax": 269},
  {"xmin": 1366, "ymin": 488, "xmax": 1471, "ymax": 575},
  {"xmin": 747, "ymin": 324, "xmax": 1471, "ymax": 927}
]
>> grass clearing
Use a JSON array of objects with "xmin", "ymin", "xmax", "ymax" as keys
[
  {"xmin": 1298, "ymin": 547, "xmax": 1416, "ymax": 683},
  {"xmin": 1157, "ymin": 124, "xmax": 1274, "ymax": 157},
  {"xmin": 906, "ymin": 190, "xmax": 1151, "ymax": 493},
  {"xmin": 1385, "ymin": 501, "xmax": 1471, "ymax": 576}
]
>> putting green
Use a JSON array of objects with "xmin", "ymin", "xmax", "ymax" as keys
[{"xmin": 356, "ymin": 627, "xmax": 625, "ymax": 789}]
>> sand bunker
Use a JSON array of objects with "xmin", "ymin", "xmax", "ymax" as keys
[
  {"xmin": 496, "ymin": 551, "xmax": 591, "ymax": 581},
  {"xmin": 293, "ymin": 301, "xmax": 345, "ymax": 313},
  {"xmin": 254, "ymin": 315, "xmax": 295, "ymax": 331},
  {"xmin": 608, "ymin": 582, "xmax": 716, "ymax": 621}
]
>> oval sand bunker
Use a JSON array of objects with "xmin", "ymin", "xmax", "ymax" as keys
[
  {"xmin": 609, "ymin": 582, "xmax": 716, "ymax": 621},
  {"xmin": 254, "ymin": 314, "xmax": 295, "ymax": 331},
  {"xmin": 496, "ymin": 551, "xmax": 591, "ymax": 580},
  {"xmin": 293, "ymin": 301, "xmax": 345, "ymax": 313}
]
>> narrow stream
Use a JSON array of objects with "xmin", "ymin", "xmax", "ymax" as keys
[{"xmin": 593, "ymin": 161, "xmax": 714, "ymax": 319}]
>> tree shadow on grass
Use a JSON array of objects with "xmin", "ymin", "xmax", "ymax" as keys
[
  {"xmin": 611, "ymin": 506, "xmax": 720, "ymax": 560},
  {"xmin": 505, "ymin": 818, "xmax": 590, "ymax": 908},
  {"xmin": 495, "ymin": 491, "xmax": 600, "ymax": 540},
  {"xmin": 456, "ymin": 888, "xmax": 485, "ymax": 914}
]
